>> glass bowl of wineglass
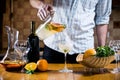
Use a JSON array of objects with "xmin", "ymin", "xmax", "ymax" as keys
[
  {"xmin": 58, "ymin": 31, "xmax": 73, "ymax": 72},
  {"xmin": 13, "ymin": 40, "xmax": 30, "ymax": 72}
]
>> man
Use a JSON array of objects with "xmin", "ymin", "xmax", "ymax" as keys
[{"xmin": 29, "ymin": 0, "xmax": 112, "ymax": 63}]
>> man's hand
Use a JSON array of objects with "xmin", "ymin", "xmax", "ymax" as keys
[{"xmin": 37, "ymin": 4, "xmax": 54, "ymax": 21}]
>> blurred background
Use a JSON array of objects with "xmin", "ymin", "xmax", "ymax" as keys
[{"xmin": 0, "ymin": 0, "xmax": 120, "ymax": 52}]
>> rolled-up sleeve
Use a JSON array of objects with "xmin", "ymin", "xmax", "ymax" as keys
[{"xmin": 95, "ymin": 0, "xmax": 112, "ymax": 25}]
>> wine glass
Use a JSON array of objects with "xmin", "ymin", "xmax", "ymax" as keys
[
  {"xmin": 58, "ymin": 31, "xmax": 73, "ymax": 72},
  {"xmin": 109, "ymin": 40, "xmax": 120, "ymax": 73},
  {"xmin": 14, "ymin": 40, "xmax": 30, "ymax": 72}
]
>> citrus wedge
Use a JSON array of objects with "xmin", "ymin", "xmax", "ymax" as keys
[{"xmin": 24, "ymin": 62, "xmax": 37, "ymax": 71}]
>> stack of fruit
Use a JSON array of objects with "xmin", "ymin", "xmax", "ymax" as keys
[
  {"xmin": 76, "ymin": 46, "xmax": 115, "ymax": 68},
  {"xmin": 24, "ymin": 59, "xmax": 48, "ymax": 74}
]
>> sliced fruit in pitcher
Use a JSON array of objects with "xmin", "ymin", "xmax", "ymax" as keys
[
  {"xmin": 36, "ymin": 22, "xmax": 66, "ymax": 40},
  {"xmin": 45, "ymin": 22, "xmax": 66, "ymax": 32}
]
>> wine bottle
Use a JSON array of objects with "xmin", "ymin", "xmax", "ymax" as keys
[{"xmin": 27, "ymin": 21, "xmax": 40, "ymax": 63}]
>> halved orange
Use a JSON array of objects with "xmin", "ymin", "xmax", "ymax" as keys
[{"xmin": 24, "ymin": 62, "xmax": 37, "ymax": 71}]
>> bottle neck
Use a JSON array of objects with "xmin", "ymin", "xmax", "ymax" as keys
[{"xmin": 31, "ymin": 21, "xmax": 35, "ymax": 34}]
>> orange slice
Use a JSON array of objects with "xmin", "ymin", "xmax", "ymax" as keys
[
  {"xmin": 24, "ymin": 62, "xmax": 37, "ymax": 71},
  {"xmin": 46, "ymin": 22, "xmax": 66, "ymax": 32}
]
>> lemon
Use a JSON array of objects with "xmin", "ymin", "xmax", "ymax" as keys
[{"xmin": 83, "ymin": 48, "xmax": 96, "ymax": 59}]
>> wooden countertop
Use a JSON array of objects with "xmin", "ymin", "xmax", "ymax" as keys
[{"xmin": 0, "ymin": 63, "xmax": 119, "ymax": 80}]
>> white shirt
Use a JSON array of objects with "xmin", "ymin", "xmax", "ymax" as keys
[{"xmin": 44, "ymin": 0, "xmax": 112, "ymax": 54}]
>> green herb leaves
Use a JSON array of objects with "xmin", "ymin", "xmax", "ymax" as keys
[{"xmin": 96, "ymin": 46, "xmax": 115, "ymax": 57}]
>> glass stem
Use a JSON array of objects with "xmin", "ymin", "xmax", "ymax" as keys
[
  {"xmin": 64, "ymin": 53, "xmax": 67, "ymax": 70},
  {"xmin": 117, "ymin": 56, "xmax": 119, "ymax": 70}
]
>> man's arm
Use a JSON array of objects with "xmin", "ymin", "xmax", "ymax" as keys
[
  {"xmin": 95, "ymin": 0, "xmax": 111, "ymax": 46},
  {"xmin": 29, "ymin": 0, "xmax": 44, "ymax": 9},
  {"xmin": 96, "ymin": 24, "xmax": 108, "ymax": 46}
]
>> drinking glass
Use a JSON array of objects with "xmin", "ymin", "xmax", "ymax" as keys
[
  {"xmin": 109, "ymin": 40, "xmax": 120, "ymax": 73},
  {"xmin": 58, "ymin": 31, "xmax": 73, "ymax": 72},
  {"xmin": 14, "ymin": 40, "xmax": 30, "ymax": 72}
]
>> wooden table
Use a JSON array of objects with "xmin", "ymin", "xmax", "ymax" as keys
[{"xmin": 0, "ymin": 63, "xmax": 120, "ymax": 80}]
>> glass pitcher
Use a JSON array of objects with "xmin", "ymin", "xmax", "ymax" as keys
[
  {"xmin": 1, "ymin": 26, "xmax": 19, "ymax": 63},
  {"xmin": 36, "ymin": 17, "xmax": 66, "ymax": 40}
]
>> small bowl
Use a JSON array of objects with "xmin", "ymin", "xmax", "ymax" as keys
[{"xmin": 76, "ymin": 54, "xmax": 115, "ymax": 68}]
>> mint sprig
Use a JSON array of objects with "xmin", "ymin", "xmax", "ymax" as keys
[
  {"xmin": 96, "ymin": 46, "xmax": 115, "ymax": 57},
  {"xmin": 25, "ymin": 70, "xmax": 35, "ymax": 74}
]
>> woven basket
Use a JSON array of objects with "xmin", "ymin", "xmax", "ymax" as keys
[{"xmin": 76, "ymin": 54, "xmax": 115, "ymax": 68}]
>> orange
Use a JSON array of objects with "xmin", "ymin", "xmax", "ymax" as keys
[
  {"xmin": 83, "ymin": 48, "xmax": 96, "ymax": 59},
  {"xmin": 24, "ymin": 62, "xmax": 37, "ymax": 71},
  {"xmin": 37, "ymin": 59, "xmax": 48, "ymax": 71}
]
